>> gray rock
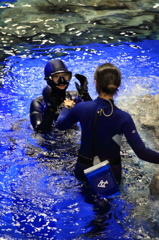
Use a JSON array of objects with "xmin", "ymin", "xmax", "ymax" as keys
[
  {"xmin": 139, "ymin": 94, "xmax": 159, "ymax": 139},
  {"xmin": 149, "ymin": 171, "xmax": 159, "ymax": 198},
  {"xmin": 118, "ymin": 93, "xmax": 159, "ymax": 140},
  {"xmin": 0, "ymin": 0, "xmax": 159, "ymax": 49}
]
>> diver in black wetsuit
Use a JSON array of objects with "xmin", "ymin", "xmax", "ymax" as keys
[{"xmin": 30, "ymin": 59, "xmax": 92, "ymax": 133}]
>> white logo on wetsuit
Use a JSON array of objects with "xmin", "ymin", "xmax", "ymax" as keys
[{"xmin": 97, "ymin": 180, "xmax": 109, "ymax": 188}]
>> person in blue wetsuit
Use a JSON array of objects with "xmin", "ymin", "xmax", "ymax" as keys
[
  {"xmin": 56, "ymin": 62, "xmax": 159, "ymax": 184},
  {"xmin": 30, "ymin": 59, "xmax": 92, "ymax": 133}
]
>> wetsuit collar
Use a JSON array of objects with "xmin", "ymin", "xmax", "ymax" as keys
[
  {"xmin": 95, "ymin": 97, "xmax": 114, "ymax": 104},
  {"xmin": 93, "ymin": 97, "xmax": 114, "ymax": 112}
]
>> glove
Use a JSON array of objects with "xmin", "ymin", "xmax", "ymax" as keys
[{"xmin": 75, "ymin": 74, "xmax": 92, "ymax": 101}]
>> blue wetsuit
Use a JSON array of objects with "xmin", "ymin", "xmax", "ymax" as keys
[{"xmin": 56, "ymin": 97, "xmax": 159, "ymax": 183}]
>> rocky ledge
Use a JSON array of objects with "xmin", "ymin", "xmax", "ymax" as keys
[{"xmin": 0, "ymin": 0, "xmax": 159, "ymax": 49}]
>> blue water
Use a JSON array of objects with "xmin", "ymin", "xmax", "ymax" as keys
[{"xmin": 1, "ymin": 40, "xmax": 159, "ymax": 239}]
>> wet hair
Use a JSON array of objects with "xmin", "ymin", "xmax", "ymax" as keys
[{"xmin": 94, "ymin": 63, "xmax": 121, "ymax": 95}]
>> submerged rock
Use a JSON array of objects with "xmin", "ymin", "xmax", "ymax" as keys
[{"xmin": 0, "ymin": 0, "xmax": 159, "ymax": 51}]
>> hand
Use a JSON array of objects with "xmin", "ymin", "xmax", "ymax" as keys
[
  {"xmin": 75, "ymin": 73, "xmax": 88, "ymax": 92},
  {"xmin": 64, "ymin": 99, "xmax": 75, "ymax": 109},
  {"xmin": 74, "ymin": 74, "xmax": 92, "ymax": 101}
]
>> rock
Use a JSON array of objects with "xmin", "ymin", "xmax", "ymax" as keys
[
  {"xmin": 138, "ymin": 94, "xmax": 159, "ymax": 139},
  {"xmin": 118, "ymin": 93, "xmax": 159, "ymax": 140},
  {"xmin": 0, "ymin": 0, "xmax": 159, "ymax": 49},
  {"xmin": 149, "ymin": 171, "xmax": 159, "ymax": 199}
]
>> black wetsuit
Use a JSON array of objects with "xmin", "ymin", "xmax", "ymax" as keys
[
  {"xmin": 30, "ymin": 85, "xmax": 78, "ymax": 133},
  {"xmin": 30, "ymin": 85, "xmax": 90, "ymax": 133}
]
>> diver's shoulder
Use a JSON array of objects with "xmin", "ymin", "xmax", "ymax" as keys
[
  {"xmin": 115, "ymin": 106, "xmax": 133, "ymax": 119},
  {"xmin": 31, "ymin": 95, "xmax": 43, "ymax": 103}
]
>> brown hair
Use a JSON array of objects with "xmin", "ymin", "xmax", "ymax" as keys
[{"xmin": 94, "ymin": 63, "xmax": 121, "ymax": 95}]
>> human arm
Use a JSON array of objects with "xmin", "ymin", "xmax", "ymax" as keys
[
  {"xmin": 123, "ymin": 114, "xmax": 159, "ymax": 163},
  {"xmin": 75, "ymin": 74, "xmax": 92, "ymax": 101},
  {"xmin": 30, "ymin": 96, "xmax": 55, "ymax": 133},
  {"xmin": 30, "ymin": 96, "xmax": 43, "ymax": 131},
  {"xmin": 56, "ymin": 102, "xmax": 79, "ymax": 131}
]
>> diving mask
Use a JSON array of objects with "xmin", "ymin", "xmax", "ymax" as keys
[{"xmin": 50, "ymin": 72, "xmax": 72, "ymax": 85}]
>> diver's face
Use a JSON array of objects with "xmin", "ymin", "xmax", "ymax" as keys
[{"xmin": 51, "ymin": 72, "xmax": 71, "ymax": 89}]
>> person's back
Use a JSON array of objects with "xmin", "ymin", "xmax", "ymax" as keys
[
  {"xmin": 56, "ymin": 62, "xmax": 159, "ymax": 184},
  {"xmin": 56, "ymin": 96, "xmax": 133, "ymax": 182},
  {"xmin": 60, "ymin": 98, "xmax": 123, "ymax": 159}
]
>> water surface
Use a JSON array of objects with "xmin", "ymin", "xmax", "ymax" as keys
[
  {"xmin": 1, "ymin": 40, "xmax": 159, "ymax": 239},
  {"xmin": 1, "ymin": 0, "xmax": 159, "ymax": 239}
]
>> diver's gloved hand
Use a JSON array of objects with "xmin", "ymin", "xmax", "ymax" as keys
[{"xmin": 75, "ymin": 74, "xmax": 92, "ymax": 101}]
